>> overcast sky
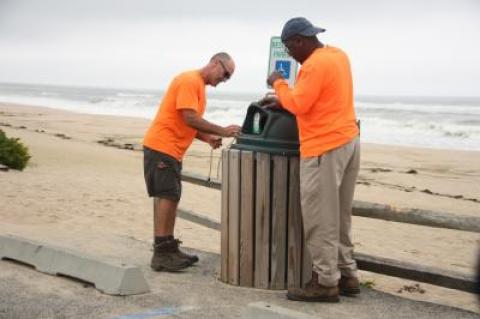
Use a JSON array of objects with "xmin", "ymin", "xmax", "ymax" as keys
[{"xmin": 1, "ymin": 0, "xmax": 479, "ymax": 96}]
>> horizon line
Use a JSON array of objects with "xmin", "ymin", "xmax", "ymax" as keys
[{"xmin": 1, "ymin": 81, "xmax": 480, "ymax": 100}]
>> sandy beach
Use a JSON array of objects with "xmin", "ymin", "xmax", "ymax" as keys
[{"xmin": 0, "ymin": 102, "xmax": 479, "ymax": 313}]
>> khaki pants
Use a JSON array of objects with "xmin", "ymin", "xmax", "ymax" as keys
[{"xmin": 300, "ymin": 136, "xmax": 360, "ymax": 287}]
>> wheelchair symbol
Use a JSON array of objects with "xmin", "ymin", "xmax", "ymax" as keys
[{"xmin": 275, "ymin": 60, "xmax": 291, "ymax": 78}]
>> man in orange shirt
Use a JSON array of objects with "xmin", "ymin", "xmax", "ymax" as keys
[
  {"xmin": 144, "ymin": 52, "xmax": 241, "ymax": 272},
  {"xmin": 264, "ymin": 17, "xmax": 360, "ymax": 302}
]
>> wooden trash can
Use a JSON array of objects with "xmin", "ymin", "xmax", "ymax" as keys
[{"xmin": 220, "ymin": 148, "xmax": 312, "ymax": 289}]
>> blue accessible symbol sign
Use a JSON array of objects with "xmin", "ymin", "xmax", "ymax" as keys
[
  {"xmin": 268, "ymin": 36, "xmax": 298, "ymax": 88},
  {"xmin": 275, "ymin": 60, "xmax": 291, "ymax": 78}
]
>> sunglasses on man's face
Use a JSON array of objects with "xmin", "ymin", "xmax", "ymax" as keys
[{"xmin": 218, "ymin": 60, "xmax": 231, "ymax": 80}]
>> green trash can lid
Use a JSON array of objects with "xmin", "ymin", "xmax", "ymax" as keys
[{"xmin": 231, "ymin": 102, "xmax": 299, "ymax": 156}]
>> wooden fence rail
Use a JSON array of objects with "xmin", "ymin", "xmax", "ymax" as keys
[
  {"xmin": 177, "ymin": 207, "xmax": 476, "ymax": 293},
  {"xmin": 181, "ymin": 171, "xmax": 480, "ymax": 233},
  {"xmin": 179, "ymin": 170, "xmax": 478, "ymax": 293}
]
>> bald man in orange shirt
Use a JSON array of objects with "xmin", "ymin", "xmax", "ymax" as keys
[
  {"xmin": 265, "ymin": 17, "xmax": 361, "ymax": 302},
  {"xmin": 144, "ymin": 52, "xmax": 241, "ymax": 272}
]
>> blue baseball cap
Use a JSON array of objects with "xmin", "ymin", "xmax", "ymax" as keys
[{"xmin": 280, "ymin": 17, "xmax": 326, "ymax": 42}]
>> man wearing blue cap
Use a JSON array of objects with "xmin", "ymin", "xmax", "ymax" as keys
[{"xmin": 263, "ymin": 17, "xmax": 361, "ymax": 302}]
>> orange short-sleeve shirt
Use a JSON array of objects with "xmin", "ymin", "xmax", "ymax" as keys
[
  {"xmin": 273, "ymin": 46, "xmax": 359, "ymax": 158},
  {"xmin": 143, "ymin": 70, "xmax": 206, "ymax": 161}
]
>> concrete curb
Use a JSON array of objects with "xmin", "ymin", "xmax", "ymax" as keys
[
  {"xmin": 243, "ymin": 302, "xmax": 317, "ymax": 319},
  {"xmin": 0, "ymin": 234, "xmax": 149, "ymax": 295}
]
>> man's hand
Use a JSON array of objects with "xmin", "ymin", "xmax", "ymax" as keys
[
  {"xmin": 267, "ymin": 71, "xmax": 284, "ymax": 86},
  {"xmin": 259, "ymin": 95, "xmax": 282, "ymax": 109},
  {"xmin": 182, "ymin": 109, "xmax": 240, "ymax": 138},
  {"xmin": 206, "ymin": 135, "xmax": 222, "ymax": 149},
  {"xmin": 222, "ymin": 125, "xmax": 241, "ymax": 137}
]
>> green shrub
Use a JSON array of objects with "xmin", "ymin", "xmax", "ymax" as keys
[{"xmin": 0, "ymin": 129, "xmax": 31, "ymax": 170}]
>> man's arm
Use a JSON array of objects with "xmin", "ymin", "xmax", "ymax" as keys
[
  {"xmin": 181, "ymin": 109, "xmax": 240, "ymax": 137},
  {"xmin": 267, "ymin": 64, "xmax": 321, "ymax": 116},
  {"xmin": 196, "ymin": 131, "xmax": 222, "ymax": 149},
  {"xmin": 195, "ymin": 131, "xmax": 210, "ymax": 142}
]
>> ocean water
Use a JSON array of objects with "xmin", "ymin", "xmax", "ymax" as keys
[{"xmin": 1, "ymin": 82, "xmax": 479, "ymax": 151}]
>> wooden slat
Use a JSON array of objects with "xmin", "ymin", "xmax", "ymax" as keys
[
  {"xmin": 227, "ymin": 149, "xmax": 241, "ymax": 285},
  {"xmin": 355, "ymin": 252, "xmax": 477, "ymax": 293},
  {"xmin": 292, "ymin": 159, "xmax": 312, "ymax": 287},
  {"xmin": 220, "ymin": 149, "xmax": 229, "ymax": 282},
  {"xmin": 302, "ymin": 237, "xmax": 313, "ymax": 287},
  {"xmin": 287, "ymin": 157, "xmax": 303, "ymax": 288},
  {"xmin": 352, "ymin": 200, "xmax": 480, "ymax": 233},
  {"xmin": 270, "ymin": 155, "xmax": 288, "ymax": 289},
  {"xmin": 239, "ymin": 151, "xmax": 255, "ymax": 287},
  {"xmin": 254, "ymin": 152, "xmax": 271, "ymax": 288}
]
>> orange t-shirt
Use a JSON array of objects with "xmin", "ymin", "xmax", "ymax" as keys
[
  {"xmin": 143, "ymin": 70, "xmax": 206, "ymax": 161},
  {"xmin": 273, "ymin": 46, "xmax": 359, "ymax": 158}
]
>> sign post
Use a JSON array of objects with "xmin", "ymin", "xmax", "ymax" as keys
[{"xmin": 267, "ymin": 36, "xmax": 298, "ymax": 88}]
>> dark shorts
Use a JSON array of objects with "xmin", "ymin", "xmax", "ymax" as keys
[{"xmin": 143, "ymin": 146, "xmax": 182, "ymax": 201}]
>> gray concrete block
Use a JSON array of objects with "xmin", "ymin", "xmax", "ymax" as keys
[
  {"xmin": 243, "ymin": 302, "xmax": 318, "ymax": 319},
  {"xmin": 0, "ymin": 234, "xmax": 149, "ymax": 295}
]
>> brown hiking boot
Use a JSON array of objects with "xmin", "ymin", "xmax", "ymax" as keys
[
  {"xmin": 151, "ymin": 239, "xmax": 193, "ymax": 272},
  {"xmin": 339, "ymin": 275, "xmax": 360, "ymax": 296},
  {"xmin": 173, "ymin": 239, "xmax": 199, "ymax": 264},
  {"xmin": 287, "ymin": 272, "xmax": 339, "ymax": 302}
]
